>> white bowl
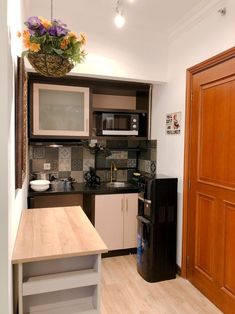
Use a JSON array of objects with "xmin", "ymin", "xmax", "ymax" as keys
[{"xmin": 30, "ymin": 180, "xmax": 50, "ymax": 192}]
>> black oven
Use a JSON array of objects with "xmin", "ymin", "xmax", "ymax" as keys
[{"xmin": 96, "ymin": 113, "xmax": 139, "ymax": 136}]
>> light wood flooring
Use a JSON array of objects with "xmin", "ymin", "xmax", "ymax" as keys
[{"xmin": 101, "ymin": 255, "xmax": 222, "ymax": 314}]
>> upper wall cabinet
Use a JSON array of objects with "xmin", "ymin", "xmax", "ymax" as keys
[
  {"xmin": 28, "ymin": 73, "xmax": 151, "ymax": 140},
  {"xmin": 30, "ymin": 83, "xmax": 90, "ymax": 139}
]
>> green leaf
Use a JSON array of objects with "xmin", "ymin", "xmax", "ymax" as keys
[
  {"xmin": 21, "ymin": 51, "xmax": 28, "ymax": 57},
  {"xmin": 52, "ymin": 48, "xmax": 64, "ymax": 55}
]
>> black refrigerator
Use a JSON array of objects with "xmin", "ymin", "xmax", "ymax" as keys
[{"xmin": 137, "ymin": 174, "xmax": 178, "ymax": 282}]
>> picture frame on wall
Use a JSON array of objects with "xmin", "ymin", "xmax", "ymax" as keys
[
  {"xmin": 166, "ymin": 112, "xmax": 181, "ymax": 135},
  {"xmin": 15, "ymin": 57, "xmax": 27, "ymax": 189}
]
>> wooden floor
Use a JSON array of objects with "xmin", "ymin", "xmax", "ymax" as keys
[{"xmin": 101, "ymin": 255, "xmax": 222, "ymax": 314}]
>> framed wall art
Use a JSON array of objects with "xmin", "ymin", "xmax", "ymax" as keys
[
  {"xmin": 15, "ymin": 57, "xmax": 27, "ymax": 189},
  {"xmin": 166, "ymin": 112, "xmax": 181, "ymax": 135}
]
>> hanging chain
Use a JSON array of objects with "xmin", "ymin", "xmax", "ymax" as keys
[
  {"xmin": 51, "ymin": 0, "xmax": 54, "ymax": 21},
  {"xmin": 116, "ymin": 0, "xmax": 121, "ymax": 13}
]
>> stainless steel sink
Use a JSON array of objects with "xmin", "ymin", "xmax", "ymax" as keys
[{"xmin": 105, "ymin": 182, "xmax": 131, "ymax": 188}]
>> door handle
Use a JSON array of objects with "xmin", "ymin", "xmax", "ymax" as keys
[
  {"xmin": 121, "ymin": 198, "xmax": 124, "ymax": 212},
  {"xmin": 126, "ymin": 198, "xmax": 128, "ymax": 211},
  {"xmin": 86, "ymin": 118, "xmax": 89, "ymax": 133}
]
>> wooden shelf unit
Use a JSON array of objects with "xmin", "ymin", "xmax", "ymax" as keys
[
  {"xmin": 28, "ymin": 72, "xmax": 152, "ymax": 140},
  {"xmin": 15, "ymin": 255, "xmax": 101, "ymax": 314},
  {"xmin": 12, "ymin": 207, "xmax": 108, "ymax": 314}
]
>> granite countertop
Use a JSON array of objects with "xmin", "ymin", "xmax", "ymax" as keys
[{"xmin": 28, "ymin": 182, "xmax": 139, "ymax": 197}]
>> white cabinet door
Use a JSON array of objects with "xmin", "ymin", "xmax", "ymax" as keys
[
  {"xmin": 33, "ymin": 83, "xmax": 89, "ymax": 137},
  {"xmin": 123, "ymin": 193, "xmax": 138, "ymax": 249},
  {"xmin": 95, "ymin": 194, "xmax": 123, "ymax": 251}
]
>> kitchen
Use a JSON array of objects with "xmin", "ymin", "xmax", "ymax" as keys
[{"xmin": 1, "ymin": 0, "xmax": 235, "ymax": 313}]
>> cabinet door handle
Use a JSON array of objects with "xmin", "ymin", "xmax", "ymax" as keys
[
  {"xmin": 86, "ymin": 118, "xmax": 89, "ymax": 133},
  {"xmin": 121, "ymin": 198, "xmax": 124, "ymax": 212},
  {"xmin": 126, "ymin": 198, "xmax": 128, "ymax": 211}
]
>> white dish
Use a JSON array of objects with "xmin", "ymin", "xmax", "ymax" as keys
[{"xmin": 30, "ymin": 180, "xmax": 50, "ymax": 192}]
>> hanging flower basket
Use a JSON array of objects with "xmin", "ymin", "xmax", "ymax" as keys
[
  {"xmin": 27, "ymin": 53, "xmax": 74, "ymax": 77},
  {"xmin": 18, "ymin": 16, "xmax": 87, "ymax": 77}
]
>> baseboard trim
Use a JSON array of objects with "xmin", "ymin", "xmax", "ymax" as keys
[{"xmin": 176, "ymin": 264, "xmax": 181, "ymax": 276}]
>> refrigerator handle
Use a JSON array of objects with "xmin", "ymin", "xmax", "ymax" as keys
[
  {"xmin": 138, "ymin": 196, "xmax": 151, "ymax": 204},
  {"xmin": 137, "ymin": 215, "xmax": 151, "ymax": 224},
  {"xmin": 138, "ymin": 196, "xmax": 145, "ymax": 202}
]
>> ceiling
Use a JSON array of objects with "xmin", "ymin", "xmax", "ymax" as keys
[{"xmin": 24, "ymin": 0, "xmax": 205, "ymax": 35}]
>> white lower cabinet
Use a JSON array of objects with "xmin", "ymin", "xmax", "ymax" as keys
[{"xmin": 95, "ymin": 193, "xmax": 138, "ymax": 250}]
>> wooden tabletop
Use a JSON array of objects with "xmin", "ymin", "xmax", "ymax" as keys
[{"xmin": 12, "ymin": 206, "xmax": 108, "ymax": 264}]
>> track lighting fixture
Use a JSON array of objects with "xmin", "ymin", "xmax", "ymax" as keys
[{"xmin": 114, "ymin": 0, "xmax": 125, "ymax": 28}]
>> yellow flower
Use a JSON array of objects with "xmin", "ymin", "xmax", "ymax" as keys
[
  {"xmin": 68, "ymin": 31, "xmax": 78, "ymax": 39},
  {"xmin": 23, "ymin": 37, "xmax": 30, "ymax": 49},
  {"xmin": 23, "ymin": 30, "xmax": 30, "ymax": 40},
  {"xmin": 17, "ymin": 31, "xmax": 21, "ymax": 38},
  {"xmin": 79, "ymin": 33, "xmax": 87, "ymax": 45},
  {"xmin": 39, "ymin": 16, "xmax": 52, "ymax": 29},
  {"xmin": 60, "ymin": 38, "xmax": 69, "ymax": 50},
  {"xmin": 29, "ymin": 43, "xmax": 41, "ymax": 52}
]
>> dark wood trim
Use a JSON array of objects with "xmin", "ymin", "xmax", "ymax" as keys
[
  {"xmin": 181, "ymin": 46, "xmax": 235, "ymax": 278},
  {"xmin": 102, "ymin": 248, "xmax": 136, "ymax": 258},
  {"xmin": 92, "ymin": 108, "xmax": 148, "ymax": 114},
  {"xmin": 15, "ymin": 57, "xmax": 27, "ymax": 189},
  {"xmin": 27, "ymin": 72, "xmax": 151, "ymax": 91}
]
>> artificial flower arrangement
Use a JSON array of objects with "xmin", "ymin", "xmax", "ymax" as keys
[{"xmin": 18, "ymin": 16, "xmax": 87, "ymax": 77}]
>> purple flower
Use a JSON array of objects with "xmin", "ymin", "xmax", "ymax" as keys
[
  {"xmin": 39, "ymin": 25, "xmax": 47, "ymax": 35},
  {"xmin": 48, "ymin": 25, "xmax": 68, "ymax": 37},
  {"xmin": 53, "ymin": 19, "xmax": 67, "ymax": 27},
  {"xmin": 25, "ymin": 16, "xmax": 41, "ymax": 29},
  {"xmin": 28, "ymin": 29, "xmax": 36, "ymax": 35}
]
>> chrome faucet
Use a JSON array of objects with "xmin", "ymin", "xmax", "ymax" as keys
[{"xmin": 110, "ymin": 162, "xmax": 117, "ymax": 183}]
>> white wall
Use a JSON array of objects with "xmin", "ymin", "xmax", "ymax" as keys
[
  {"xmin": 152, "ymin": 0, "xmax": 235, "ymax": 266},
  {"xmin": 23, "ymin": 0, "xmax": 168, "ymax": 83},
  {"xmin": 0, "ymin": 0, "xmax": 27, "ymax": 313}
]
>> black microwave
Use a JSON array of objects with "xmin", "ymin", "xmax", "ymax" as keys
[{"xmin": 96, "ymin": 113, "xmax": 139, "ymax": 136}]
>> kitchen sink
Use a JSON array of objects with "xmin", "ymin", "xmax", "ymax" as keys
[{"xmin": 105, "ymin": 182, "xmax": 132, "ymax": 188}]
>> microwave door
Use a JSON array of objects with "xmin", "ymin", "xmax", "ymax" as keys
[
  {"xmin": 115, "ymin": 114, "xmax": 129, "ymax": 130},
  {"xmin": 103, "ymin": 114, "xmax": 114, "ymax": 130},
  {"xmin": 106, "ymin": 117, "xmax": 114, "ymax": 130}
]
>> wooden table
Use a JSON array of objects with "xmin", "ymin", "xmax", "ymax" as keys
[{"xmin": 12, "ymin": 206, "xmax": 108, "ymax": 314}]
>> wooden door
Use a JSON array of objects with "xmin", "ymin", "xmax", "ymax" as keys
[
  {"xmin": 185, "ymin": 48, "xmax": 235, "ymax": 313},
  {"xmin": 123, "ymin": 193, "xmax": 138, "ymax": 249},
  {"xmin": 95, "ymin": 194, "xmax": 123, "ymax": 250}
]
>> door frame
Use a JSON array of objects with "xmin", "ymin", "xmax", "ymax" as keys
[{"xmin": 181, "ymin": 46, "xmax": 235, "ymax": 278}]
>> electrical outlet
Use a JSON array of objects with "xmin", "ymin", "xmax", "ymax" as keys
[{"xmin": 44, "ymin": 163, "xmax": 51, "ymax": 170}]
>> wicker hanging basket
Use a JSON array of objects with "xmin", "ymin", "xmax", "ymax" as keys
[{"xmin": 27, "ymin": 53, "xmax": 74, "ymax": 77}]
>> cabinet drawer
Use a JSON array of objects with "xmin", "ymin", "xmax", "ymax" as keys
[{"xmin": 28, "ymin": 194, "xmax": 83, "ymax": 209}]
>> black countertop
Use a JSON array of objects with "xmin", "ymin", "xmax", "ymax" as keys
[{"xmin": 28, "ymin": 182, "xmax": 139, "ymax": 197}]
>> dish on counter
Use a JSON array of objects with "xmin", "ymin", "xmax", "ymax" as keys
[{"xmin": 30, "ymin": 180, "xmax": 50, "ymax": 191}]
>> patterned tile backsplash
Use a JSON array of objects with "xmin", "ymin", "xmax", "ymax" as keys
[{"xmin": 29, "ymin": 139, "xmax": 157, "ymax": 183}]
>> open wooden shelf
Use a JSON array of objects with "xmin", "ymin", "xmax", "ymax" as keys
[
  {"xmin": 23, "ymin": 269, "xmax": 99, "ymax": 296},
  {"xmin": 24, "ymin": 295, "xmax": 98, "ymax": 314},
  {"xmin": 92, "ymin": 108, "xmax": 148, "ymax": 114}
]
